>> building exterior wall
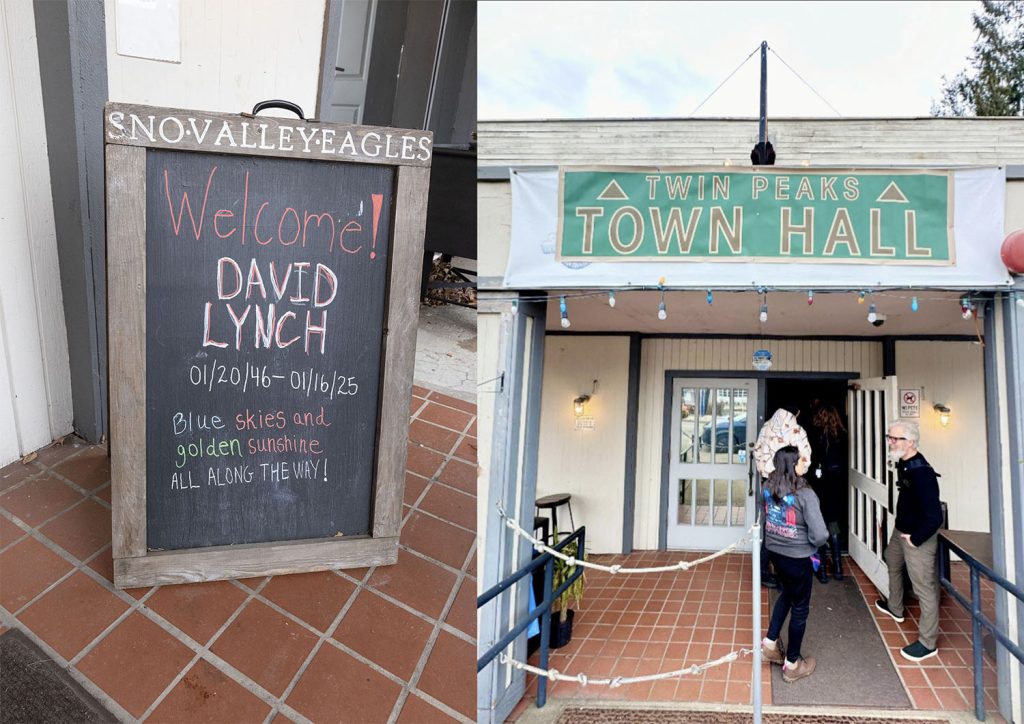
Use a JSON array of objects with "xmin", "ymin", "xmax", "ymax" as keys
[
  {"xmin": 894, "ymin": 341, "xmax": 989, "ymax": 532},
  {"xmin": 528, "ymin": 336, "xmax": 993, "ymax": 550},
  {"xmin": 1007, "ymin": 181, "xmax": 1024, "ymax": 234},
  {"xmin": 477, "ymin": 311, "xmax": 500, "ymax": 573},
  {"xmin": 634, "ymin": 338, "xmax": 883, "ymax": 550},
  {"xmin": 480, "ymin": 118, "xmax": 1024, "ymax": 168},
  {"xmin": 0, "ymin": 0, "xmax": 75, "ymax": 466},
  {"xmin": 104, "ymin": 0, "xmax": 326, "ymax": 115},
  {"xmin": 479, "ymin": 115, "xmax": 1024, "ymax": 720},
  {"xmin": 478, "ymin": 119, "xmax": 1024, "ymax": 291},
  {"xmin": 991, "ymin": 300, "xmax": 1022, "ymax": 715},
  {"xmin": 535, "ymin": 335, "xmax": 630, "ymax": 553},
  {"xmin": 478, "ymin": 182, "xmax": 512, "ymax": 284}
]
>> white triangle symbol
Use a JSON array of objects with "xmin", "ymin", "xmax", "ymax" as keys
[
  {"xmin": 598, "ymin": 179, "xmax": 629, "ymax": 200},
  {"xmin": 877, "ymin": 181, "xmax": 908, "ymax": 203}
]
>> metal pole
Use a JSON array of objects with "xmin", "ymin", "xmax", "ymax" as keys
[
  {"xmin": 752, "ymin": 521, "xmax": 762, "ymax": 724},
  {"xmin": 758, "ymin": 40, "xmax": 768, "ymax": 144},
  {"xmin": 971, "ymin": 568, "xmax": 986, "ymax": 721},
  {"xmin": 537, "ymin": 556, "xmax": 553, "ymax": 708}
]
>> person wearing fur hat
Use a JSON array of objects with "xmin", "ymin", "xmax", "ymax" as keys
[
  {"xmin": 754, "ymin": 405, "xmax": 813, "ymax": 478},
  {"xmin": 754, "ymin": 404, "xmax": 814, "ymax": 588}
]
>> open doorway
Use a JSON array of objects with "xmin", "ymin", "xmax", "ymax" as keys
[{"xmin": 765, "ymin": 378, "xmax": 849, "ymax": 552}]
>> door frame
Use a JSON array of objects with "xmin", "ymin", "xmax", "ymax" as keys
[
  {"xmin": 32, "ymin": 0, "xmax": 108, "ymax": 443},
  {"xmin": 478, "ymin": 297, "xmax": 547, "ymax": 724},
  {"xmin": 665, "ymin": 377, "xmax": 758, "ymax": 551},
  {"xmin": 658, "ymin": 370, "xmax": 858, "ymax": 551}
]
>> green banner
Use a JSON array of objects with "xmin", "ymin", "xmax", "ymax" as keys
[{"xmin": 557, "ymin": 168, "xmax": 954, "ymax": 264}]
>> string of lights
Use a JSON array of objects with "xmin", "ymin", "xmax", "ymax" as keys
[
  {"xmin": 488, "ymin": 286, "xmax": 1024, "ymax": 324},
  {"xmin": 488, "ymin": 288, "xmax": 1023, "ymax": 304}
]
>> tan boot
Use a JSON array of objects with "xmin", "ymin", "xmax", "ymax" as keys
[
  {"xmin": 782, "ymin": 656, "xmax": 816, "ymax": 682},
  {"xmin": 760, "ymin": 640, "xmax": 785, "ymax": 665}
]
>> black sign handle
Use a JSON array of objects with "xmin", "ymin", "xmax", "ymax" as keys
[{"xmin": 243, "ymin": 99, "xmax": 307, "ymax": 121}]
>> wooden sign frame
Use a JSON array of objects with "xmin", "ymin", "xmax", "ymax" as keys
[{"xmin": 105, "ymin": 102, "xmax": 431, "ymax": 588}]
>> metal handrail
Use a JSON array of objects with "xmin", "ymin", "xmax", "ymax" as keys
[
  {"xmin": 938, "ymin": 535, "xmax": 1024, "ymax": 721},
  {"xmin": 477, "ymin": 526, "xmax": 586, "ymax": 708}
]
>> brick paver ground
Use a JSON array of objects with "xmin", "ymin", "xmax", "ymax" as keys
[
  {"xmin": 508, "ymin": 550, "xmax": 1004, "ymax": 722},
  {"xmin": 0, "ymin": 386, "xmax": 475, "ymax": 723}
]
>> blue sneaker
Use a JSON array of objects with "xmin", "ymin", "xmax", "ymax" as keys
[{"xmin": 900, "ymin": 641, "xmax": 938, "ymax": 662}]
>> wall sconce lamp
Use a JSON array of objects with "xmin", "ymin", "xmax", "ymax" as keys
[
  {"xmin": 934, "ymin": 403, "xmax": 951, "ymax": 428},
  {"xmin": 573, "ymin": 395, "xmax": 590, "ymax": 417}
]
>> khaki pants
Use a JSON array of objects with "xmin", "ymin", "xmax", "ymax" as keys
[{"xmin": 885, "ymin": 527, "xmax": 940, "ymax": 649}]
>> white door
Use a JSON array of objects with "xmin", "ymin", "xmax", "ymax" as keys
[
  {"xmin": 326, "ymin": 0, "xmax": 377, "ymax": 123},
  {"xmin": 848, "ymin": 376, "xmax": 898, "ymax": 596},
  {"xmin": 667, "ymin": 378, "xmax": 757, "ymax": 550}
]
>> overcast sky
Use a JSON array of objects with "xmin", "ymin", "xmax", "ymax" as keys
[{"xmin": 479, "ymin": 1, "xmax": 981, "ymax": 120}]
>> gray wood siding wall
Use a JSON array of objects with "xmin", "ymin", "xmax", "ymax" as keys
[{"xmin": 480, "ymin": 118, "xmax": 1024, "ymax": 167}]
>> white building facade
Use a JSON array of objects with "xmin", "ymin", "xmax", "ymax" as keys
[{"xmin": 478, "ymin": 117, "xmax": 1024, "ymax": 722}]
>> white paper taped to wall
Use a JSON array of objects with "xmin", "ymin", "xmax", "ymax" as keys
[{"xmin": 115, "ymin": 0, "xmax": 181, "ymax": 63}]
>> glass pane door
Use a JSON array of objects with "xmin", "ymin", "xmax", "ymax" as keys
[{"xmin": 667, "ymin": 378, "xmax": 756, "ymax": 550}]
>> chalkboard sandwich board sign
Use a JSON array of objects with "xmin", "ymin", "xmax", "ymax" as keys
[{"xmin": 105, "ymin": 102, "xmax": 432, "ymax": 588}]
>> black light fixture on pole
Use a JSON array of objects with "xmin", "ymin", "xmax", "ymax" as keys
[{"xmin": 751, "ymin": 40, "xmax": 775, "ymax": 165}]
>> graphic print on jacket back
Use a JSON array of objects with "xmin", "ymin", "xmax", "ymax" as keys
[{"xmin": 764, "ymin": 490, "xmax": 799, "ymax": 539}]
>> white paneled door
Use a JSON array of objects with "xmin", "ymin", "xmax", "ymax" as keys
[
  {"xmin": 667, "ymin": 378, "xmax": 757, "ymax": 551},
  {"xmin": 326, "ymin": 0, "xmax": 377, "ymax": 124},
  {"xmin": 847, "ymin": 376, "xmax": 898, "ymax": 596}
]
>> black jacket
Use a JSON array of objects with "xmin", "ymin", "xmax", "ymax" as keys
[{"xmin": 894, "ymin": 452, "xmax": 943, "ymax": 547}]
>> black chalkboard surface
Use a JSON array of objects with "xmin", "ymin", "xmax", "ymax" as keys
[
  {"xmin": 107, "ymin": 102, "xmax": 430, "ymax": 587},
  {"xmin": 145, "ymin": 149, "xmax": 393, "ymax": 550}
]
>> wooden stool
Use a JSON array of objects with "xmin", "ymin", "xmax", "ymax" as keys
[{"xmin": 535, "ymin": 493, "xmax": 575, "ymax": 542}]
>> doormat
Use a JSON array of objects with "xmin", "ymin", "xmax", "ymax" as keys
[
  {"xmin": 556, "ymin": 709, "xmax": 947, "ymax": 724},
  {"xmin": 0, "ymin": 629, "xmax": 115, "ymax": 723},
  {"xmin": 768, "ymin": 575, "xmax": 910, "ymax": 708}
]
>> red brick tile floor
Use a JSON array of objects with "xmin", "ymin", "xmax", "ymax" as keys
[
  {"xmin": 508, "ymin": 550, "xmax": 1005, "ymax": 722},
  {"xmin": 850, "ymin": 559, "xmax": 1002, "ymax": 717},
  {"xmin": 0, "ymin": 386, "xmax": 475, "ymax": 723}
]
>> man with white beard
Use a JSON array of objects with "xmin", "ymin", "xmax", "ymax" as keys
[{"xmin": 873, "ymin": 420, "xmax": 944, "ymax": 662}]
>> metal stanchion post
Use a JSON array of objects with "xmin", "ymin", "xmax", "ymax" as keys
[{"xmin": 752, "ymin": 521, "xmax": 762, "ymax": 724}]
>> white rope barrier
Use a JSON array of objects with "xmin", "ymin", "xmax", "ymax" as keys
[
  {"xmin": 499, "ymin": 647, "xmax": 756, "ymax": 687},
  {"xmin": 498, "ymin": 506, "xmax": 753, "ymax": 574},
  {"xmin": 492, "ymin": 505, "xmax": 763, "ymax": 692}
]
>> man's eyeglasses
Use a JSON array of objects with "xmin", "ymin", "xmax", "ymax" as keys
[{"xmin": 885, "ymin": 435, "xmax": 909, "ymax": 443}]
